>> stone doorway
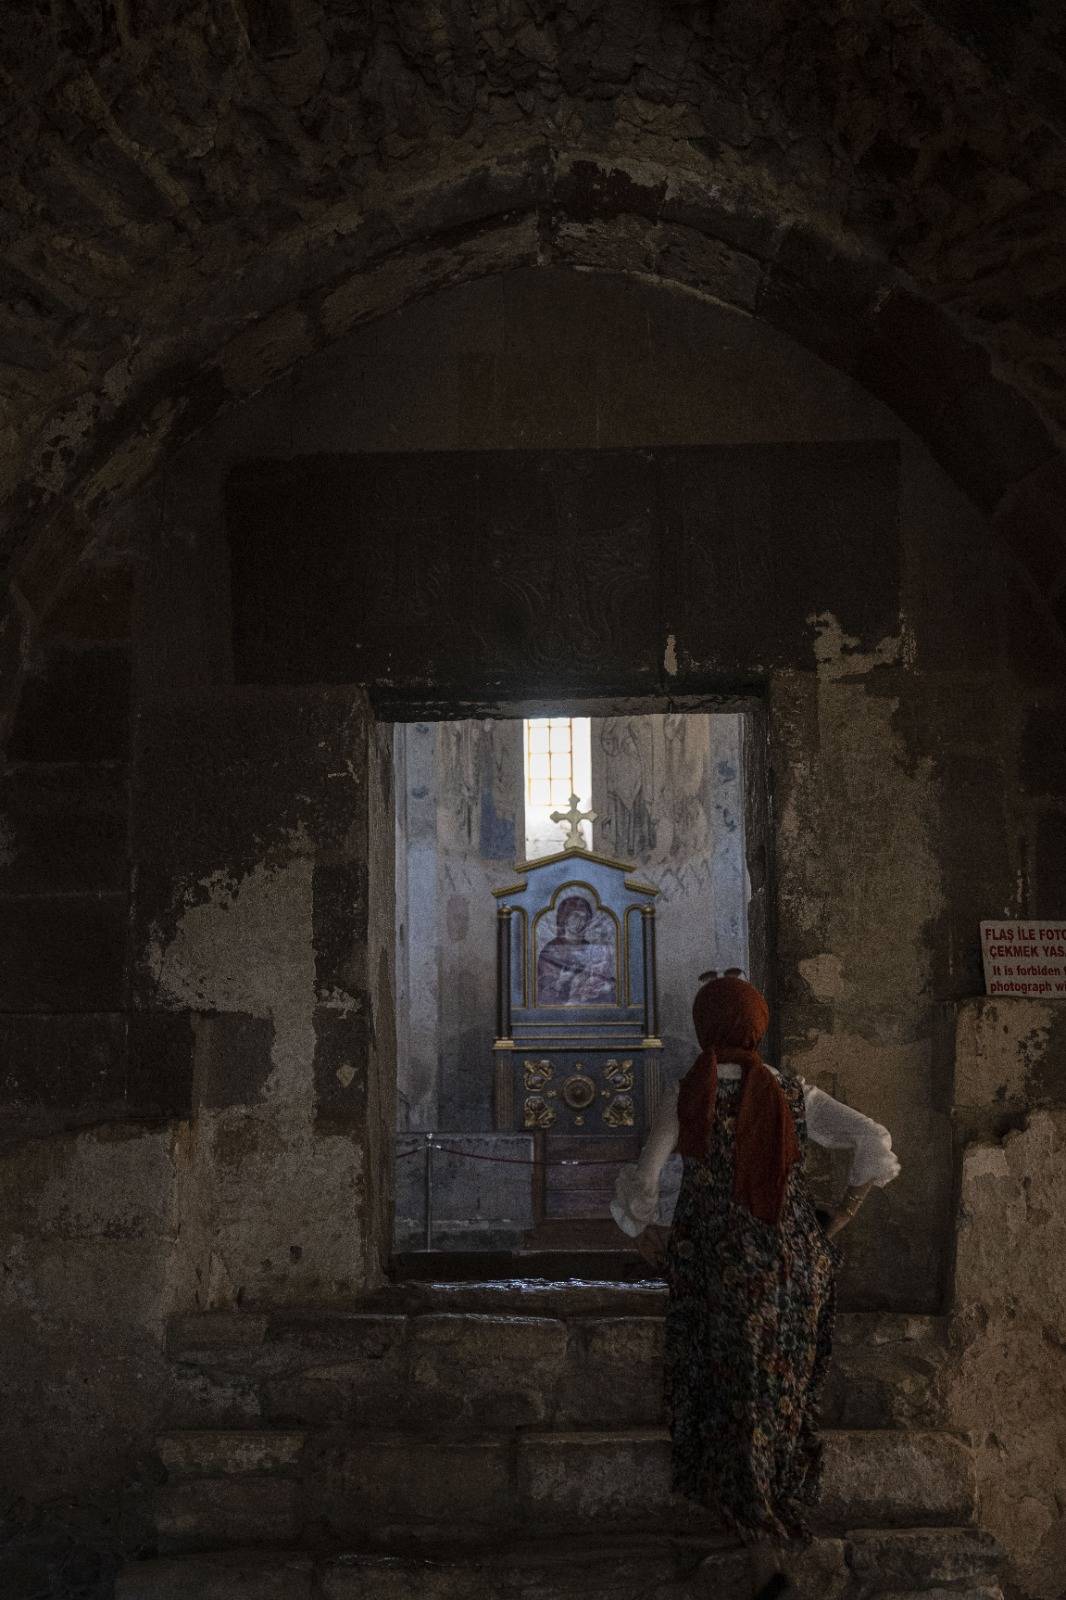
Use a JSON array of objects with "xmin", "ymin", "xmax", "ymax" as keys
[
  {"xmin": 390, "ymin": 703, "xmax": 758, "ymax": 1263},
  {"xmin": 195, "ymin": 420, "xmax": 940, "ymax": 1311}
]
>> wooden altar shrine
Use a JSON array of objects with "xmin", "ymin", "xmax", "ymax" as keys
[{"xmin": 492, "ymin": 811, "xmax": 662, "ymax": 1246}]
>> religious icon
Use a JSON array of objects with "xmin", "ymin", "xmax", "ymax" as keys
[{"xmin": 536, "ymin": 893, "xmax": 617, "ymax": 1005}]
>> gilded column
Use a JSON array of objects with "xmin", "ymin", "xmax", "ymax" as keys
[{"xmin": 641, "ymin": 903, "xmax": 659, "ymax": 1042}]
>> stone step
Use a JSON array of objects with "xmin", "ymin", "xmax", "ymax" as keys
[
  {"xmin": 166, "ymin": 1304, "xmax": 947, "ymax": 1432},
  {"xmin": 369, "ymin": 1276, "xmax": 671, "ymax": 1316},
  {"xmin": 116, "ymin": 1528, "xmax": 1002, "ymax": 1600},
  {"xmin": 151, "ymin": 1427, "xmax": 977, "ymax": 1552}
]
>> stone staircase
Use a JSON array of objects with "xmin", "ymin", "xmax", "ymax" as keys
[{"xmin": 116, "ymin": 1280, "xmax": 1003, "ymax": 1599}]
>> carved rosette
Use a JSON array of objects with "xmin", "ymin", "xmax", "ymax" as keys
[
  {"xmin": 603, "ymin": 1094, "xmax": 636, "ymax": 1128},
  {"xmin": 604, "ymin": 1058, "xmax": 635, "ymax": 1091},
  {"xmin": 523, "ymin": 1095, "xmax": 557, "ymax": 1129},
  {"xmin": 524, "ymin": 1059, "xmax": 554, "ymax": 1091}
]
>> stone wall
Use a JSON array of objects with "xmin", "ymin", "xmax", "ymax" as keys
[
  {"xmin": 946, "ymin": 1000, "xmax": 1066, "ymax": 1600},
  {"xmin": 6, "ymin": 9, "xmax": 1066, "ymax": 629},
  {"xmin": 1, "ymin": 561, "xmax": 132, "ymax": 1023},
  {"xmin": 3, "ymin": 268, "xmax": 1066, "ymax": 1594},
  {"xmin": 0, "ymin": 1125, "xmax": 190, "ymax": 1591},
  {"xmin": 1, "ymin": 682, "xmax": 396, "ymax": 1586},
  {"xmin": 129, "ymin": 687, "xmax": 394, "ymax": 1306},
  {"xmin": 204, "ymin": 269, "xmax": 1066, "ymax": 1313}
]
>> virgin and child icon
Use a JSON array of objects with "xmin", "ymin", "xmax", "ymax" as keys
[{"xmin": 535, "ymin": 893, "xmax": 617, "ymax": 1005}]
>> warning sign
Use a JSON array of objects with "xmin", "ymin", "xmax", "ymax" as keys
[{"xmin": 980, "ymin": 921, "xmax": 1066, "ymax": 998}]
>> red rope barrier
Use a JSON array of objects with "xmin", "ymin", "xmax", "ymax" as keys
[{"xmin": 396, "ymin": 1141, "xmax": 641, "ymax": 1167}]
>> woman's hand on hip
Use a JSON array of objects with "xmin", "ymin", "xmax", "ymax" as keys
[
  {"xmin": 824, "ymin": 1209, "xmax": 854, "ymax": 1239},
  {"xmin": 825, "ymin": 1183, "xmax": 872, "ymax": 1237},
  {"xmin": 635, "ymin": 1223, "xmax": 670, "ymax": 1270}
]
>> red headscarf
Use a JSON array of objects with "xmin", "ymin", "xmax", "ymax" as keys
[{"xmin": 676, "ymin": 975, "xmax": 799, "ymax": 1224}]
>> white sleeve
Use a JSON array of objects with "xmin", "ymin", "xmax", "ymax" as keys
[
  {"xmin": 803, "ymin": 1084, "xmax": 901, "ymax": 1187},
  {"xmin": 610, "ymin": 1083, "xmax": 681, "ymax": 1237}
]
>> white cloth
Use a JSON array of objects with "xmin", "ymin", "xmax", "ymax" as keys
[{"xmin": 611, "ymin": 1066, "xmax": 900, "ymax": 1238}]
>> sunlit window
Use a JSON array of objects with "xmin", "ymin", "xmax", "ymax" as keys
[{"xmin": 523, "ymin": 716, "xmax": 592, "ymax": 859}]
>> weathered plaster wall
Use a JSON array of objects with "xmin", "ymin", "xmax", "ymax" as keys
[
  {"xmin": 130, "ymin": 688, "xmax": 394, "ymax": 1307},
  {"xmin": 953, "ymin": 995, "xmax": 1066, "ymax": 1141},
  {"xmin": 769, "ymin": 630, "xmax": 950, "ymax": 1306},
  {"xmin": 946, "ymin": 999, "xmax": 1066, "ymax": 1600}
]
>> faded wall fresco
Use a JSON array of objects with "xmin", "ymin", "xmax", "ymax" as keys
[
  {"xmin": 395, "ymin": 718, "xmax": 523, "ymax": 1133},
  {"xmin": 592, "ymin": 713, "xmax": 748, "ymax": 1079}
]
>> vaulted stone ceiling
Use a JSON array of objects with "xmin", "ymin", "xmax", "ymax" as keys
[{"xmin": 4, "ymin": 0, "xmax": 1066, "ymax": 631}]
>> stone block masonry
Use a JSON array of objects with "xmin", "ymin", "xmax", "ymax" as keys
[
  {"xmin": 122, "ymin": 1284, "xmax": 1000, "ymax": 1597},
  {"xmin": 166, "ymin": 1298, "xmax": 949, "ymax": 1435}
]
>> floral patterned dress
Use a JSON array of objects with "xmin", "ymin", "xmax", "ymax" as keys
[{"xmin": 663, "ymin": 1070, "xmax": 840, "ymax": 1543}]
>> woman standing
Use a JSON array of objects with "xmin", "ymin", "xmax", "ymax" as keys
[{"xmin": 611, "ymin": 975, "xmax": 899, "ymax": 1600}]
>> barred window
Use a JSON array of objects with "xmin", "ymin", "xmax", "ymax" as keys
[{"xmin": 523, "ymin": 716, "xmax": 592, "ymax": 859}]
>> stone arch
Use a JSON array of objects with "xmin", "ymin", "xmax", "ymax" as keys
[{"xmin": 6, "ymin": 143, "xmax": 1066, "ymax": 659}]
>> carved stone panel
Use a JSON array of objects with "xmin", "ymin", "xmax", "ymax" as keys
[{"xmin": 507, "ymin": 1053, "xmax": 645, "ymax": 1133}]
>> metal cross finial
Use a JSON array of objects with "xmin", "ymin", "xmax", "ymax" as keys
[{"xmin": 550, "ymin": 793, "xmax": 597, "ymax": 850}]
